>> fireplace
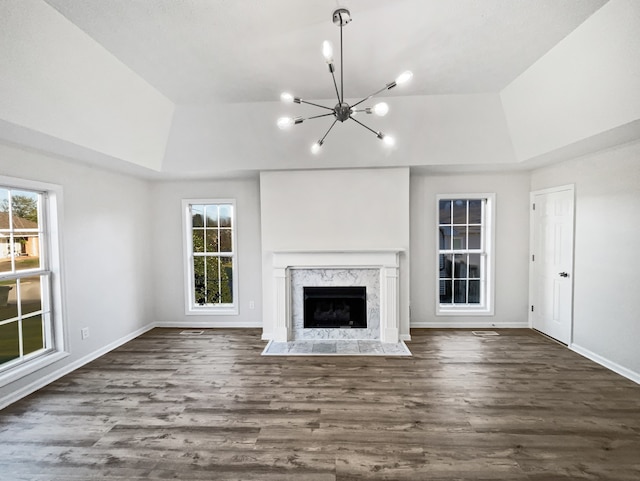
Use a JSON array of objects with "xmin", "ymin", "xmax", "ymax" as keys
[
  {"xmin": 303, "ymin": 286, "xmax": 367, "ymax": 329},
  {"xmin": 271, "ymin": 250, "xmax": 401, "ymax": 342}
]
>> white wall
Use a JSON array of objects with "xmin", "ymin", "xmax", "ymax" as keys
[
  {"xmin": 0, "ymin": 0, "xmax": 174, "ymax": 171},
  {"xmin": 162, "ymin": 93, "xmax": 516, "ymax": 176},
  {"xmin": 410, "ymin": 171, "xmax": 530, "ymax": 327},
  {"xmin": 531, "ymin": 140, "xmax": 640, "ymax": 379},
  {"xmin": 260, "ymin": 168, "xmax": 411, "ymax": 339},
  {"xmin": 501, "ymin": 0, "xmax": 640, "ymax": 163},
  {"xmin": 0, "ymin": 141, "xmax": 154, "ymax": 406},
  {"xmin": 150, "ymin": 178, "xmax": 263, "ymax": 327}
]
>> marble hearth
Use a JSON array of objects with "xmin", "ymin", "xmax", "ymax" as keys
[{"xmin": 272, "ymin": 250, "xmax": 401, "ymax": 343}]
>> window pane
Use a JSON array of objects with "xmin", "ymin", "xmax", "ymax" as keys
[
  {"xmin": 439, "ymin": 254, "xmax": 452, "ymax": 279},
  {"xmin": 23, "ymin": 314, "xmax": 44, "ymax": 355},
  {"xmin": 0, "ymin": 244, "xmax": 12, "ymax": 274},
  {"xmin": 219, "ymin": 229, "xmax": 232, "ymax": 252},
  {"xmin": 0, "ymin": 189, "xmax": 9, "ymax": 238},
  {"xmin": 469, "ymin": 200, "xmax": 482, "ymax": 224},
  {"xmin": 454, "ymin": 254, "xmax": 468, "ymax": 278},
  {"xmin": 454, "ymin": 280, "xmax": 467, "ymax": 303},
  {"xmin": 452, "ymin": 200, "xmax": 467, "ymax": 224},
  {"xmin": 439, "ymin": 200, "xmax": 451, "ymax": 224},
  {"xmin": 191, "ymin": 205, "xmax": 204, "ymax": 227},
  {"xmin": 439, "ymin": 226, "xmax": 451, "ymax": 250},
  {"xmin": 0, "ymin": 188, "xmax": 9, "ymax": 217},
  {"xmin": 193, "ymin": 256, "xmax": 205, "ymax": 305},
  {"xmin": 468, "ymin": 225, "xmax": 481, "ymax": 249},
  {"xmin": 205, "ymin": 229, "xmax": 219, "ymax": 253},
  {"xmin": 219, "ymin": 205, "xmax": 232, "ymax": 227},
  {"xmin": 452, "ymin": 226, "xmax": 467, "ymax": 250},
  {"xmin": 206, "ymin": 256, "xmax": 220, "ymax": 304},
  {"xmin": 468, "ymin": 254, "xmax": 481, "ymax": 279},
  {"xmin": 0, "ymin": 280, "xmax": 18, "ymax": 322},
  {"xmin": 192, "ymin": 229, "xmax": 204, "ymax": 253},
  {"xmin": 0, "ymin": 321, "xmax": 20, "ymax": 364},
  {"xmin": 439, "ymin": 280, "xmax": 452, "ymax": 304},
  {"xmin": 13, "ymin": 231, "xmax": 40, "ymax": 271},
  {"xmin": 205, "ymin": 205, "xmax": 218, "ymax": 228},
  {"xmin": 20, "ymin": 276, "xmax": 42, "ymax": 316},
  {"xmin": 220, "ymin": 258, "xmax": 233, "ymax": 303},
  {"xmin": 10, "ymin": 191, "xmax": 39, "ymax": 228},
  {"xmin": 468, "ymin": 280, "xmax": 481, "ymax": 304}
]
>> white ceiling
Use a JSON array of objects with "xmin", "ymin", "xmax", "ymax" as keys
[{"xmin": 43, "ymin": 0, "xmax": 608, "ymax": 105}]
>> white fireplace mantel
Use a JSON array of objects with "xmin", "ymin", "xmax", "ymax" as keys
[{"xmin": 271, "ymin": 249, "xmax": 403, "ymax": 343}]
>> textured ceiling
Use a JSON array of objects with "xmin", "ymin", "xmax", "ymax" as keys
[{"xmin": 44, "ymin": 0, "xmax": 608, "ymax": 104}]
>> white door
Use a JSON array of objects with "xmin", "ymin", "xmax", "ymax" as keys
[{"xmin": 530, "ymin": 186, "xmax": 575, "ymax": 344}]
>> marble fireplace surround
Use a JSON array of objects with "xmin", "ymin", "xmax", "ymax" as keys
[{"xmin": 272, "ymin": 250, "xmax": 402, "ymax": 343}]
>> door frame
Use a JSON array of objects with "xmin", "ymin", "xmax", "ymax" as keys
[{"xmin": 528, "ymin": 184, "xmax": 576, "ymax": 344}]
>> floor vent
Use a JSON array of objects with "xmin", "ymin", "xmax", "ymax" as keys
[
  {"xmin": 179, "ymin": 330, "xmax": 205, "ymax": 336},
  {"xmin": 472, "ymin": 331, "xmax": 499, "ymax": 336}
]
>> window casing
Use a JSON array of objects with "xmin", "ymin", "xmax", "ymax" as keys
[
  {"xmin": 437, "ymin": 194, "xmax": 495, "ymax": 315},
  {"xmin": 0, "ymin": 178, "xmax": 66, "ymax": 386},
  {"xmin": 183, "ymin": 200, "xmax": 238, "ymax": 315}
]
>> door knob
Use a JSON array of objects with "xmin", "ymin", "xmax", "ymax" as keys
[{"xmin": 559, "ymin": 272, "xmax": 569, "ymax": 278}]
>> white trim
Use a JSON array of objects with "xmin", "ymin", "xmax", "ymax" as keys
[
  {"xmin": 411, "ymin": 321, "xmax": 528, "ymax": 328},
  {"xmin": 0, "ymin": 323, "xmax": 155, "ymax": 411},
  {"xmin": 0, "ymin": 350, "xmax": 69, "ymax": 388},
  {"xmin": 155, "ymin": 320, "xmax": 262, "ymax": 328},
  {"xmin": 435, "ymin": 193, "xmax": 495, "ymax": 316},
  {"xmin": 571, "ymin": 343, "xmax": 640, "ymax": 385},
  {"xmin": 182, "ymin": 199, "xmax": 239, "ymax": 316}
]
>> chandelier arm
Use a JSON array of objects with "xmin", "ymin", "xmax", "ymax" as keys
[
  {"xmin": 350, "ymin": 117, "xmax": 382, "ymax": 137},
  {"xmin": 307, "ymin": 112, "xmax": 336, "ymax": 121},
  {"xmin": 319, "ymin": 119, "xmax": 339, "ymax": 145},
  {"xmin": 299, "ymin": 99, "xmax": 334, "ymax": 111},
  {"xmin": 350, "ymin": 84, "xmax": 390, "ymax": 109},
  {"xmin": 340, "ymin": 24, "xmax": 344, "ymax": 103},
  {"xmin": 330, "ymin": 70, "xmax": 341, "ymax": 103}
]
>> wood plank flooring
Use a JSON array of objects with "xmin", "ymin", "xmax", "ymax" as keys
[{"xmin": 1, "ymin": 328, "xmax": 639, "ymax": 480}]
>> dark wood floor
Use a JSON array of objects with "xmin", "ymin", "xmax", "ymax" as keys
[{"xmin": 1, "ymin": 328, "xmax": 639, "ymax": 480}]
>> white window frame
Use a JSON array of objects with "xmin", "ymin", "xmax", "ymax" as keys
[
  {"xmin": 436, "ymin": 193, "xmax": 495, "ymax": 316},
  {"xmin": 182, "ymin": 199, "xmax": 239, "ymax": 315},
  {"xmin": 0, "ymin": 176, "xmax": 67, "ymax": 388}
]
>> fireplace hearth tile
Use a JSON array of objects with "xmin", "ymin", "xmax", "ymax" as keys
[
  {"xmin": 262, "ymin": 340, "xmax": 411, "ymax": 357},
  {"xmin": 312, "ymin": 342, "xmax": 337, "ymax": 354}
]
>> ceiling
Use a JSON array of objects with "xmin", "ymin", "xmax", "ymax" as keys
[{"xmin": 43, "ymin": 0, "xmax": 608, "ymax": 105}]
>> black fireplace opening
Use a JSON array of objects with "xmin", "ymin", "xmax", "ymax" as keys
[{"xmin": 303, "ymin": 286, "xmax": 367, "ymax": 329}]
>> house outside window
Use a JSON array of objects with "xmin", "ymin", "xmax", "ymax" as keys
[
  {"xmin": 437, "ymin": 194, "xmax": 495, "ymax": 315},
  {"xmin": 183, "ymin": 200, "xmax": 238, "ymax": 315},
  {"xmin": 0, "ymin": 178, "xmax": 66, "ymax": 386}
]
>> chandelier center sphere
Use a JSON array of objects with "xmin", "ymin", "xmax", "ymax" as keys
[{"xmin": 334, "ymin": 102, "xmax": 351, "ymax": 122}]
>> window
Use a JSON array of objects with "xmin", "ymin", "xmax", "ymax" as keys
[
  {"xmin": 0, "ymin": 179, "xmax": 66, "ymax": 385},
  {"xmin": 437, "ymin": 194, "xmax": 494, "ymax": 315},
  {"xmin": 183, "ymin": 200, "xmax": 238, "ymax": 315}
]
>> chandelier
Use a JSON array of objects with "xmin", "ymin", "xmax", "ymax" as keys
[{"xmin": 277, "ymin": 8, "xmax": 413, "ymax": 154}]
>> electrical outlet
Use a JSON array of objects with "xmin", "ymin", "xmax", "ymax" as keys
[
  {"xmin": 249, "ymin": 300, "xmax": 255, "ymax": 309},
  {"xmin": 81, "ymin": 327, "xmax": 90, "ymax": 340}
]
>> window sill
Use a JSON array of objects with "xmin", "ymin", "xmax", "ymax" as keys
[
  {"xmin": 0, "ymin": 350, "xmax": 69, "ymax": 388},
  {"xmin": 186, "ymin": 306, "xmax": 239, "ymax": 316},
  {"xmin": 436, "ymin": 308, "xmax": 494, "ymax": 317}
]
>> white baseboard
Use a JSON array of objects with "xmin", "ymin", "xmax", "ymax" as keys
[
  {"xmin": 155, "ymin": 321, "xmax": 263, "ymax": 328},
  {"xmin": 0, "ymin": 323, "xmax": 156, "ymax": 411},
  {"xmin": 410, "ymin": 321, "xmax": 529, "ymax": 328},
  {"xmin": 570, "ymin": 343, "xmax": 640, "ymax": 385}
]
